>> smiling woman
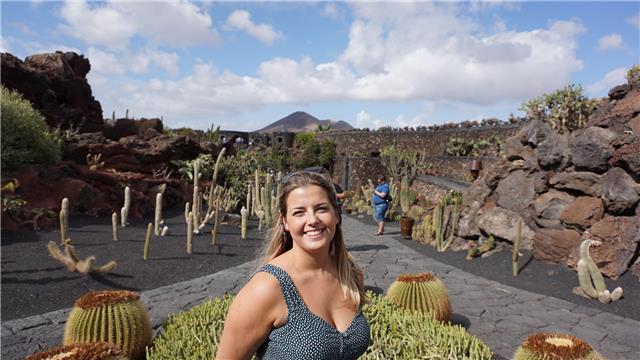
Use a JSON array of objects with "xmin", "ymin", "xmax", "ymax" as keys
[{"xmin": 216, "ymin": 171, "xmax": 369, "ymax": 360}]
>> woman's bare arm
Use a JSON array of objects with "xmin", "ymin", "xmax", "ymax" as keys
[{"xmin": 216, "ymin": 272, "xmax": 284, "ymax": 359}]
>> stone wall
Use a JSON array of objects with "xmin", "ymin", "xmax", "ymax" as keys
[{"xmin": 316, "ymin": 125, "xmax": 519, "ymax": 156}]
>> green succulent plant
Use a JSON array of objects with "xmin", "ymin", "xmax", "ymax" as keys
[
  {"xmin": 64, "ymin": 290, "xmax": 152, "ymax": 360},
  {"xmin": 386, "ymin": 272, "xmax": 451, "ymax": 322},
  {"xmin": 513, "ymin": 332, "xmax": 603, "ymax": 360}
]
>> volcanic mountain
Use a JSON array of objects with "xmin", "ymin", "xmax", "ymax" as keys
[{"xmin": 256, "ymin": 111, "xmax": 353, "ymax": 132}]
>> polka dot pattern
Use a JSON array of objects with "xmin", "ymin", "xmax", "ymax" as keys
[{"xmin": 256, "ymin": 264, "xmax": 370, "ymax": 359}]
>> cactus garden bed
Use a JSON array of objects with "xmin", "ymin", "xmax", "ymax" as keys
[
  {"xmin": 1, "ymin": 208, "xmax": 264, "ymax": 321},
  {"xmin": 350, "ymin": 214, "xmax": 640, "ymax": 321}
]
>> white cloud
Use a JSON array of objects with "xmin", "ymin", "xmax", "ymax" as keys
[
  {"xmin": 322, "ymin": 3, "xmax": 343, "ymax": 21},
  {"xmin": 58, "ymin": 0, "xmax": 218, "ymax": 50},
  {"xmin": 127, "ymin": 49, "xmax": 179, "ymax": 76},
  {"xmin": 86, "ymin": 47, "xmax": 126, "ymax": 75},
  {"xmin": 1, "ymin": 37, "xmax": 11, "ymax": 53},
  {"xmin": 225, "ymin": 10, "xmax": 282, "ymax": 45},
  {"xmin": 597, "ymin": 33, "xmax": 623, "ymax": 50},
  {"xmin": 354, "ymin": 110, "xmax": 385, "ymax": 129},
  {"xmin": 626, "ymin": 14, "xmax": 640, "ymax": 30},
  {"xmin": 586, "ymin": 67, "xmax": 627, "ymax": 95}
]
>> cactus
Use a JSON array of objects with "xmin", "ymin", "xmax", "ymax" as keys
[
  {"xmin": 241, "ymin": 206, "xmax": 248, "ymax": 239},
  {"xmin": 160, "ymin": 225, "xmax": 169, "ymax": 236},
  {"xmin": 187, "ymin": 211, "xmax": 193, "ymax": 254},
  {"xmin": 211, "ymin": 190, "xmax": 222, "ymax": 253},
  {"xmin": 441, "ymin": 204, "xmax": 459, "ymax": 252},
  {"xmin": 433, "ymin": 202, "xmax": 444, "ymax": 250},
  {"xmin": 192, "ymin": 158, "xmax": 201, "ymax": 226},
  {"xmin": 60, "ymin": 197, "xmax": 70, "ymax": 245},
  {"xmin": 111, "ymin": 212, "xmax": 118, "ymax": 241},
  {"xmin": 513, "ymin": 218, "xmax": 522, "ymax": 276},
  {"xmin": 386, "ymin": 272, "xmax": 451, "ymax": 323},
  {"xmin": 48, "ymin": 242, "xmax": 116, "ymax": 274},
  {"xmin": 261, "ymin": 184, "xmax": 271, "ymax": 228},
  {"xmin": 24, "ymin": 342, "xmax": 128, "ymax": 360},
  {"xmin": 254, "ymin": 169, "xmax": 262, "ymax": 217},
  {"xmin": 121, "ymin": 186, "xmax": 130, "ymax": 227},
  {"xmin": 63, "ymin": 290, "xmax": 152, "ymax": 359},
  {"xmin": 143, "ymin": 223, "xmax": 152, "ymax": 260},
  {"xmin": 184, "ymin": 202, "xmax": 190, "ymax": 224},
  {"xmin": 154, "ymin": 193, "xmax": 163, "ymax": 236},
  {"xmin": 577, "ymin": 239, "xmax": 622, "ymax": 303},
  {"xmin": 399, "ymin": 176, "xmax": 416, "ymax": 217},
  {"xmin": 513, "ymin": 332, "xmax": 604, "ymax": 360},
  {"xmin": 246, "ymin": 184, "xmax": 252, "ymax": 218}
]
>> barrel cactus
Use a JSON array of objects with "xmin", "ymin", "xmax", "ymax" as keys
[
  {"xmin": 25, "ymin": 342, "xmax": 128, "ymax": 360},
  {"xmin": 513, "ymin": 332, "xmax": 604, "ymax": 360},
  {"xmin": 386, "ymin": 272, "xmax": 451, "ymax": 322},
  {"xmin": 63, "ymin": 290, "xmax": 152, "ymax": 359}
]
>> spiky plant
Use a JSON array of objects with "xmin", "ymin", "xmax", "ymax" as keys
[
  {"xmin": 386, "ymin": 272, "xmax": 451, "ymax": 322},
  {"xmin": 513, "ymin": 332, "xmax": 603, "ymax": 360},
  {"xmin": 63, "ymin": 290, "xmax": 152, "ymax": 360},
  {"xmin": 24, "ymin": 342, "xmax": 128, "ymax": 360}
]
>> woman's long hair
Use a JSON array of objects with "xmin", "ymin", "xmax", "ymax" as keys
[{"xmin": 257, "ymin": 171, "xmax": 365, "ymax": 306}]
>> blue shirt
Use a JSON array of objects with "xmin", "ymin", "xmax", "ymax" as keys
[{"xmin": 372, "ymin": 183, "xmax": 389, "ymax": 205}]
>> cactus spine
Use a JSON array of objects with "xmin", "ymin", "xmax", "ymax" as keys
[
  {"xmin": 241, "ymin": 206, "xmax": 248, "ymax": 239},
  {"xmin": 154, "ymin": 192, "xmax": 163, "ymax": 236},
  {"xmin": 513, "ymin": 332, "xmax": 603, "ymax": 360},
  {"xmin": 111, "ymin": 212, "xmax": 118, "ymax": 241},
  {"xmin": 120, "ymin": 186, "xmax": 130, "ymax": 227},
  {"xmin": 187, "ymin": 211, "xmax": 193, "ymax": 254},
  {"xmin": 63, "ymin": 290, "xmax": 152, "ymax": 359},
  {"xmin": 143, "ymin": 222, "xmax": 152, "ymax": 260},
  {"xmin": 24, "ymin": 342, "xmax": 127, "ymax": 360},
  {"xmin": 513, "ymin": 218, "xmax": 522, "ymax": 276},
  {"xmin": 60, "ymin": 197, "xmax": 70, "ymax": 245},
  {"xmin": 386, "ymin": 272, "xmax": 451, "ymax": 323}
]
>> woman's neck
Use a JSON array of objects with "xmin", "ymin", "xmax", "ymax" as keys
[{"xmin": 289, "ymin": 248, "xmax": 334, "ymax": 274}]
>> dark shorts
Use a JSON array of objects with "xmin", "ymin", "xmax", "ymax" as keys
[{"xmin": 373, "ymin": 203, "xmax": 388, "ymax": 222}]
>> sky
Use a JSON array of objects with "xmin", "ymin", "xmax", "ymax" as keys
[{"xmin": 1, "ymin": 1, "xmax": 638, "ymax": 132}]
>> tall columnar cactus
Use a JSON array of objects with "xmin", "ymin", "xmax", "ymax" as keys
[
  {"xmin": 60, "ymin": 197, "xmax": 70, "ymax": 245},
  {"xmin": 386, "ymin": 272, "xmax": 451, "ymax": 323},
  {"xmin": 513, "ymin": 218, "xmax": 522, "ymax": 276},
  {"xmin": 63, "ymin": 290, "xmax": 152, "ymax": 359},
  {"xmin": 120, "ymin": 186, "xmax": 130, "ymax": 227},
  {"xmin": 192, "ymin": 159, "xmax": 201, "ymax": 226},
  {"xmin": 24, "ymin": 342, "xmax": 128, "ymax": 360},
  {"xmin": 111, "ymin": 212, "xmax": 118, "ymax": 241},
  {"xmin": 186, "ymin": 211, "xmax": 193, "ymax": 254},
  {"xmin": 441, "ymin": 204, "xmax": 459, "ymax": 252},
  {"xmin": 254, "ymin": 169, "xmax": 262, "ymax": 217},
  {"xmin": 154, "ymin": 192, "xmax": 163, "ymax": 236},
  {"xmin": 143, "ymin": 223, "xmax": 152, "ymax": 260},
  {"xmin": 246, "ymin": 184, "xmax": 252, "ymax": 218},
  {"xmin": 207, "ymin": 148, "xmax": 227, "ymax": 211},
  {"xmin": 387, "ymin": 178, "xmax": 399, "ymax": 218},
  {"xmin": 577, "ymin": 239, "xmax": 623, "ymax": 303},
  {"xmin": 399, "ymin": 176, "xmax": 416, "ymax": 217},
  {"xmin": 432, "ymin": 202, "xmax": 444, "ymax": 250},
  {"xmin": 261, "ymin": 183, "xmax": 271, "ymax": 229},
  {"xmin": 48, "ymin": 242, "xmax": 116, "ymax": 274},
  {"xmin": 513, "ymin": 332, "xmax": 603, "ymax": 360},
  {"xmin": 240, "ymin": 206, "xmax": 248, "ymax": 239},
  {"xmin": 184, "ymin": 202, "xmax": 190, "ymax": 224}
]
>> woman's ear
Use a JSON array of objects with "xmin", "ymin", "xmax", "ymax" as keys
[{"xmin": 280, "ymin": 215, "xmax": 289, "ymax": 232}]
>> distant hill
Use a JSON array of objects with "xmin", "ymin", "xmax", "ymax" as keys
[{"xmin": 256, "ymin": 111, "xmax": 353, "ymax": 133}]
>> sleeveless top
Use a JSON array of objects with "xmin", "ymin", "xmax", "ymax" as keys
[{"xmin": 256, "ymin": 264, "xmax": 370, "ymax": 360}]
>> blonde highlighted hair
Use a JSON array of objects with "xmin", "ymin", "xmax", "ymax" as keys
[{"xmin": 257, "ymin": 171, "xmax": 365, "ymax": 306}]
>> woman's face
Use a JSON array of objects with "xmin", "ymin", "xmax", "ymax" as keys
[{"xmin": 283, "ymin": 184, "xmax": 338, "ymax": 254}]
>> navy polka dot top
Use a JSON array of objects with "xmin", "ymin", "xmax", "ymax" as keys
[{"xmin": 256, "ymin": 264, "xmax": 370, "ymax": 360}]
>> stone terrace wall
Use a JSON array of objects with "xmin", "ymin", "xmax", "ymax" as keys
[{"xmin": 316, "ymin": 125, "xmax": 519, "ymax": 156}]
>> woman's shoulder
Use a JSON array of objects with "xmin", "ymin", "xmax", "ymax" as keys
[{"xmin": 237, "ymin": 267, "xmax": 283, "ymax": 305}]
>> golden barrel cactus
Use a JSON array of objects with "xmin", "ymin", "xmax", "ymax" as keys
[
  {"xmin": 386, "ymin": 272, "xmax": 451, "ymax": 322},
  {"xmin": 25, "ymin": 342, "xmax": 128, "ymax": 360},
  {"xmin": 63, "ymin": 290, "xmax": 151, "ymax": 360},
  {"xmin": 513, "ymin": 332, "xmax": 604, "ymax": 360}
]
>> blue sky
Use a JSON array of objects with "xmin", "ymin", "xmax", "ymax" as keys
[{"xmin": 2, "ymin": 1, "xmax": 638, "ymax": 131}]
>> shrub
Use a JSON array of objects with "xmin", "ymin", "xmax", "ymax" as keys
[
  {"xmin": 626, "ymin": 64, "xmax": 640, "ymax": 87},
  {"xmin": 147, "ymin": 292, "xmax": 492, "ymax": 359},
  {"xmin": 519, "ymin": 84, "xmax": 596, "ymax": 133},
  {"xmin": 1, "ymin": 86, "xmax": 61, "ymax": 170}
]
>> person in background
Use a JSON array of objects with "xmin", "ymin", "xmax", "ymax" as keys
[
  {"xmin": 216, "ymin": 171, "xmax": 369, "ymax": 360},
  {"xmin": 372, "ymin": 174, "xmax": 389, "ymax": 236}
]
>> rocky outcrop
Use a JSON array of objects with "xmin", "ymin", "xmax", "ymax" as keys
[
  {"xmin": 458, "ymin": 79, "xmax": 640, "ymax": 281},
  {"xmin": 1, "ymin": 52, "xmax": 104, "ymax": 133}
]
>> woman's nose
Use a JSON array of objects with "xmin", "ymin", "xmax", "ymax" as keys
[{"xmin": 306, "ymin": 212, "xmax": 320, "ymax": 224}]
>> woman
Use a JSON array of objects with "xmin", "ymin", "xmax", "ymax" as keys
[
  {"xmin": 216, "ymin": 171, "xmax": 370, "ymax": 359},
  {"xmin": 372, "ymin": 175, "xmax": 389, "ymax": 236}
]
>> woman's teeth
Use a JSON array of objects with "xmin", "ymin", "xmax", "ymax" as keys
[{"xmin": 305, "ymin": 229, "xmax": 324, "ymax": 236}]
